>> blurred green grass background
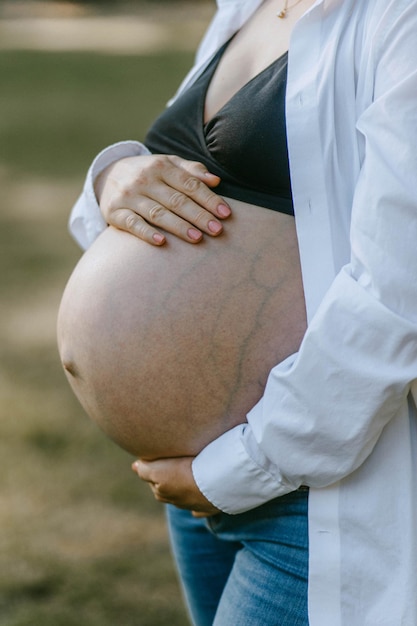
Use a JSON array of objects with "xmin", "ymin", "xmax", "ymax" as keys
[
  {"xmin": 0, "ymin": 3, "xmax": 213, "ymax": 624},
  {"xmin": 0, "ymin": 50, "xmax": 193, "ymax": 178}
]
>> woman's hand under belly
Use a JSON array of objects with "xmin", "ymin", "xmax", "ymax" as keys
[{"xmin": 57, "ymin": 198, "xmax": 306, "ymax": 459}]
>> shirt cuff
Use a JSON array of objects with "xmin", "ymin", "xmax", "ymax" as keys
[
  {"xmin": 69, "ymin": 140, "xmax": 151, "ymax": 250},
  {"xmin": 192, "ymin": 424, "xmax": 295, "ymax": 514}
]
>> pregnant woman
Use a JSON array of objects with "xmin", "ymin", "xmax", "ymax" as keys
[
  {"xmin": 57, "ymin": 28, "xmax": 307, "ymax": 460},
  {"xmin": 58, "ymin": 0, "xmax": 417, "ymax": 624}
]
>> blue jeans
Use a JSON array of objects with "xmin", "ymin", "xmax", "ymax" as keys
[{"xmin": 166, "ymin": 490, "xmax": 309, "ymax": 626}]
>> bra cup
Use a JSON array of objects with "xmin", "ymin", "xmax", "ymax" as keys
[
  {"xmin": 145, "ymin": 42, "xmax": 293, "ymax": 215},
  {"xmin": 204, "ymin": 53, "xmax": 291, "ymax": 197}
]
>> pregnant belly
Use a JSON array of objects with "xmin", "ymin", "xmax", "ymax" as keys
[{"xmin": 57, "ymin": 199, "xmax": 306, "ymax": 459}]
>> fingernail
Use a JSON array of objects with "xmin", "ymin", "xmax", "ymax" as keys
[
  {"xmin": 152, "ymin": 233, "xmax": 165, "ymax": 245},
  {"xmin": 217, "ymin": 204, "xmax": 231, "ymax": 218},
  {"xmin": 187, "ymin": 228, "xmax": 202, "ymax": 241},
  {"xmin": 208, "ymin": 220, "xmax": 222, "ymax": 234}
]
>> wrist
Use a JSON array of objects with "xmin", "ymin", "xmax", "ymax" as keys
[{"xmin": 94, "ymin": 162, "xmax": 113, "ymax": 206}]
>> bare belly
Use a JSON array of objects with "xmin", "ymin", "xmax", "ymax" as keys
[{"xmin": 57, "ymin": 199, "xmax": 306, "ymax": 459}]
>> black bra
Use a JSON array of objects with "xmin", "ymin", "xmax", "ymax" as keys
[{"xmin": 145, "ymin": 40, "xmax": 294, "ymax": 215}]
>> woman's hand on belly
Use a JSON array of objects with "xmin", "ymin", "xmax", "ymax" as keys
[
  {"xmin": 132, "ymin": 456, "xmax": 220, "ymax": 516},
  {"xmin": 95, "ymin": 154, "xmax": 231, "ymax": 245}
]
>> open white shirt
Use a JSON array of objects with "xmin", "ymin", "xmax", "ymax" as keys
[{"xmin": 69, "ymin": 0, "xmax": 417, "ymax": 622}]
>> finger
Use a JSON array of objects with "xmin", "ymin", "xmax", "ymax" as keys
[
  {"xmin": 131, "ymin": 459, "xmax": 154, "ymax": 482},
  {"xmin": 109, "ymin": 198, "xmax": 207, "ymax": 244},
  {"xmin": 164, "ymin": 157, "xmax": 232, "ymax": 222},
  {"xmin": 108, "ymin": 208, "xmax": 167, "ymax": 246},
  {"xmin": 149, "ymin": 483, "xmax": 171, "ymax": 504},
  {"xmin": 131, "ymin": 458, "xmax": 168, "ymax": 488},
  {"xmin": 191, "ymin": 510, "xmax": 218, "ymax": 518},
  {"xmin": 161, "ymin": 183, "xmax": 230, "ymax": 233},
  {"xmin": 132, "ymin": 200, "xmax": 209, "ymax": 243},
  {"xmin": 168, "ymin": 155, "xmax": 222, "ymax": 187},
  {"xmin": 131, "ymin": 459, "xmax": 144, "ymax": 476},
  {"xmin": 135, "ymin": 189, "xmax": 229, "ymax": 241},
  {"xmin": 132, "ymin": 461, "xmax": 174, "ymax": 504}
]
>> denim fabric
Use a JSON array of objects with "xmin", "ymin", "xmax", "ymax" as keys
[{"xmin": 166, "ymin": 490, "xmax": 309, "ymax": 626}]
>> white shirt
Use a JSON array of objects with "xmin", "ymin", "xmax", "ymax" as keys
[{"xmin": 69, "ymin": 0, "xmax": 417, "ymax": 622}]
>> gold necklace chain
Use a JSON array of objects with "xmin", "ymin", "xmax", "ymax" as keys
[{"xmin": 277, "ymin": 0, "xmax": 305, "ymax": 18}]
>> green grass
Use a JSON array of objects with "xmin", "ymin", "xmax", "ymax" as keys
[
  {"xmin": 0, "ymin": 50, "xmax": 194, "ymax": 178},
  {"xmin": 0, "ymin": 45, "xmax": 194, "ymax": 625}
]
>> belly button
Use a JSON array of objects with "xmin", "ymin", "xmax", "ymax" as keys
[{"xmin": 61, "ymin": 356, "xmax": 79, "ymax": 378}]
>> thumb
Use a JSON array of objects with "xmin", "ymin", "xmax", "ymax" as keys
[{"xmin": 170, "ymin": 155, "xmax": 221, "ymax": 187}]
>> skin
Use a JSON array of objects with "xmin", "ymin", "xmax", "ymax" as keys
[
  {"xmin": 61, "ymin": 0, "xmax": 316, "ymax": 514},
  {"xmin": 57, "ymin": 200, "xmax": 306, "ymax": 457},
  {"xmin": 95, "ymin": 154, "xmax": 232, "ymax": 246}
]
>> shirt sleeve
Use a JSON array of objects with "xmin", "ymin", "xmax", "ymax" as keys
[
  {"xmin": 192, "ymin": 3, "xmax": 417, "ymax": 514},
  {"xmin": 69, "ymin": 140, "xmax": 151, "ymax": 250}
]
